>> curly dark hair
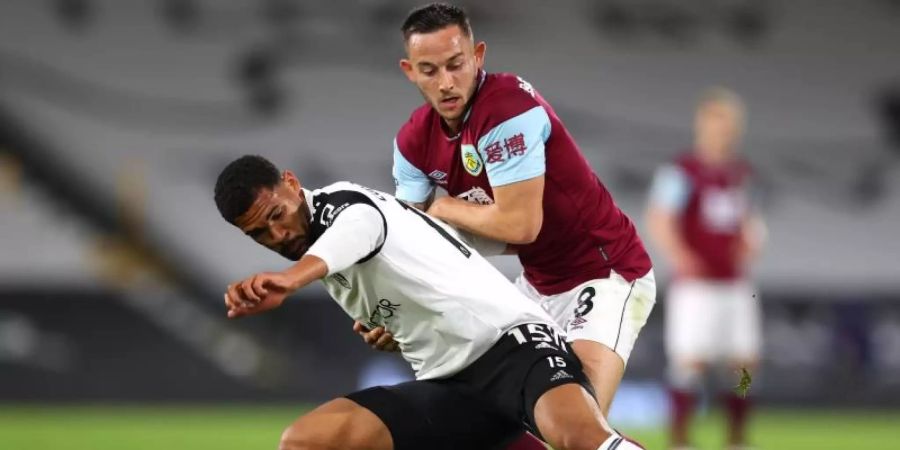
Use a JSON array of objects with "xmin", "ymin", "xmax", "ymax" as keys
[{"xmin": 214, "ymin": 155, "xmax": 280, "ymax": 224}]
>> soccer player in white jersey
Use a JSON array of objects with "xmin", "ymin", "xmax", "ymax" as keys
[{"xmin": 215, "ymin": 155, "xmax": 645, "ymax": 450}]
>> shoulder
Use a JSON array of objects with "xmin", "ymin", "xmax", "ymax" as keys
[
  {"xmin": 395, "ymin": 104, "xmax": 435, "ymax": 163},
  {"xmin": 309, "ymin": 183, "xmax": 387, "ymax": 234},
  {"xmin": 312, "ymin": 183, "xmax": 384, "ymax": 211},
  {"xmin": 469, "ymin": 72, "xmax": 545, "ymax": 134}
]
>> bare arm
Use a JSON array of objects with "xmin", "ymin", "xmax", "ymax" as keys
[
  {"xmin": 224, "ymin": 254, "xmax": 328, "ymax": 318},
  {"xmin": 427, "ymin": 176, "xmax": 544, "ymax": 245},
  {"xmin": 647, "ymin": 205, "xmax": 696, "ymax": 272},
  {"xmin": 737, "ymin": 213, "xmax": 767, "ymax": 265}
]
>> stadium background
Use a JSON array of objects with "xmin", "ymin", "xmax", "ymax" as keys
[{"xmin": 1, "ymin": 0, "xmax": 899, "ymax": 448}]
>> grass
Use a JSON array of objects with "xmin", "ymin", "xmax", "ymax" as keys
[{"xmin": 1, "ymin": 405, "xmax": 898, "ymax": 450}]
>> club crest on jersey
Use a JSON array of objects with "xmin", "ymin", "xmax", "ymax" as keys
[{"xmin": 460, "ymin": 144, "xmax": 483, "ymax": 176}]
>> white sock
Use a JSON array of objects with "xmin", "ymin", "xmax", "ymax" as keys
[{"xmin": 597, "ymin": 433, "xmax": 645, "ymax": 450}]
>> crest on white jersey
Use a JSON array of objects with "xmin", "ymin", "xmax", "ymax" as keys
[{"xmin": 461, "ymin": 144, "xmax": 483, "ymax": 176}]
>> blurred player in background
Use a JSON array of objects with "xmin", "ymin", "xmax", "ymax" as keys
[
  {"xmin": 215, "ymin": 155, "xmax": 644, "ymax": 450},
  {"xmin": 357, "ymin": 7, "xmax": 656, "ymax": 449},
  {"xmin": 646, "ymin": 88, "xmax": 766, "ymax": 450}
]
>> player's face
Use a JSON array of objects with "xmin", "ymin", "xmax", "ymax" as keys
[
  {"xmin": 400, "ymin": 25, "xmax": 486, "ymax": 130},
  {"xmin": 696, "ymin": 100, "xmax": 744, "ymax": 160},
  {"xmin": 234, "ymin": 171, "xmax": 311, "ymax": 261}
]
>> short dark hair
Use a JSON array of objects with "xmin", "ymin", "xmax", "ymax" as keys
[
  {"xmin": 214, "ymin": 155, "xmax": 281, "ymax": 224},
  {"xmin": 401, "ymin": 3, "xmax": 472, "ymax": 41}
]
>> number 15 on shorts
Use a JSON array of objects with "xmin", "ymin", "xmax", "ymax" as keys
[{"xmin": 547, "ymin": 356, "xmax": 567, "ymax": 368}]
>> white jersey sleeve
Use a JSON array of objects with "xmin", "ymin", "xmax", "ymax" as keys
[{"xmin": 305, "ymin": 204, "xmax": 386, "ymax": 275}]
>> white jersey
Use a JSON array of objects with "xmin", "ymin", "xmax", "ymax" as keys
[{"xmin": 304, "ymin": 182, "xmax": 556, "ymax": 380}]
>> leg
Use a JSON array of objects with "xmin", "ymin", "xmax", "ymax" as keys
[
  {"xmin": 280, "ymin": 398, "xmax": 392, "ymax": 450},
  {"xmin": 570, "ymin": 340, "xmax": 625, "ymax": 416},
  {"xmin": 664, "ymin": 280, "xmax": 717, "ymax": 449},
  {"xmin": 722, "ymin": 282, "xmax": 762, "ymax": 448},
  {"xmin": 721, "ymin": 366, "xmax": 753, "ymax": 448},
  {"xmin": 504, "ymin": 433, "xmax": 549, "ymax": 450},
  {"xmin": 500, "ymin": 324, "xmax": 645, "ymax": 450},
  {"xmin": 533, "ymin": 383, "xmax": 611, "ymax": 450},
  {"xmin": 667, "ymin": 360, "xmax": 707, "ymax": 448},
  {"xmin": 337, "ymin": 381, "xmax": 521, "ymax": 450},
  {"xmin": 533, "ymin": 384, "xmax": 645, "ymax": 450},
  {"xmin": 564, "ymin": 271, "xmax": 657, "ymax": 416}
]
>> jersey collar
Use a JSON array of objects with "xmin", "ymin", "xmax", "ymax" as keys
[
  {"xmin": 461, "ymin": 69, "xmax": 487, "ymax": 125},
  {"xmin": 302, "ymin": 188, "xmax": 315, "ymax": 221}
]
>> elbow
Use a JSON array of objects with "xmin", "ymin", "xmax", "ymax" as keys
[{"xmin": 506, "ymin": 216, "xmax": 542, "ymax": 245}]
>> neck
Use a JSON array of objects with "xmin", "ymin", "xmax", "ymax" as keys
[
  {"xmin": 697, "ymin": 147, "xmax": 732, "ymax": 165},
  {"xmin": 444, "ymin": 117, "xmax": 462, "ymax": 134}
]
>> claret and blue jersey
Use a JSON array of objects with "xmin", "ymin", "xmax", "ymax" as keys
[{"xmin": 393, "ymin": 71, "xmax": 652, "ymax": 295}]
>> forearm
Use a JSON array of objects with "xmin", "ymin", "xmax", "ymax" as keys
[
  {"xmin": 283, "ymin": 254, "xmax": 329, "ymax": 291},
  {"xmin": 739, "ymin": 215, "xmax": 767, "ymax": 261},
  {"xmin": 647, "ymin": 208, "xmax": 694, "ymax": 264},
  {"xmin": 432, "ymin": 197, "xmax": 538, "ymax": 244}
]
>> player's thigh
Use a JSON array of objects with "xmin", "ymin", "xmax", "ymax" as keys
[
  {"xmin": 344, "ymin": 380, "xmax": 521, "ymax": 450},
  {"xmin": 565, "ymin": 270, "xmax": 657, "ymax": 366},
  {"xmin": 533, "ymin": 383, "xmax": 612, "ymax": 450},
  {"xmin": 281, "ymin": 398, "xmax": 392, "ymax": 450},
  {"xmin": 570, "ymin": 339, "xmax": 624, "ymax": 415},
  {"xmin": 665, "ymin": 279, "xmax": 719, "ymax": 363},
  {"xmin": 512, "ymin": 332, "xmax": 608, "ymax": 446},
  {"xmin": 725, "ymin": 282, "xmax": 763, "ymax": 365}
]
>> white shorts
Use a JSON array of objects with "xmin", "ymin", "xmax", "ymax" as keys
[
  {"xmin": 515, "ymin": 270, "xmax": 657, "ymax": 366},
  {"xmin": 664, "ymin": 279, "xmax": 762, "ymax": 363}
]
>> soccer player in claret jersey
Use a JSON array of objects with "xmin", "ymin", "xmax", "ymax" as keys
[
  {"xmin": 647, "ymin": 88, "xmax": 766, "ymax": 450},
  {"xmin": 215, "ymin": 155, "xmax": 645, "ymax": 450},
  {"xmin": 357, "ymin": 6, "xmax": 657, "ymax": 448}
]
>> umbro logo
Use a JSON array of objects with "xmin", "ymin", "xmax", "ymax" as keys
[
  {"xmin": 428, "ymin": 170, "xmax": 448, "ymax": 185},
  {"xmin": 534, "ymin": 342, "xmax": 558, "ymax": 351},
  {"xmin": 550, "ymin": 370, "xmax": 574, "ymax": 382}
]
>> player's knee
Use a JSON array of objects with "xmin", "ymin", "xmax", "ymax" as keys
[
  {"xmin": 553, "ymin": 433, "xmax": 607, "ymax": 450},
  {"xmin": 546, "ymin": 426, "xmax": 611, "ymax": 450},
  {"xmin": 668, "ymin": 361, "xmax": 705, "ymax": 391},
  {"xmin": 279, "ymin": 421, "xmax": 334, "ymax": 450}
]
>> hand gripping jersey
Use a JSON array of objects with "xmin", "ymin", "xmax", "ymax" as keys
[
  {"xmin": 393, "ymin": 71, "xmax": 652, "ymax": 296},
  {"xmin": 303, "ymin": 182, "xmax": 559, "ymax": 380},
  {"xmin": 650, "ymin": 152, "xmax": 753, "ymax": 280}
]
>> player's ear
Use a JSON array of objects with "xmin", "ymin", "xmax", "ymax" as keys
[
  {"xmin": 399, "ymin": 58, "xmax": 415, "ymax": 82},
  {"xmin": 282, "ymin": 170, "xmax": 301, "ymax": 192},
  {"xmin": 474, "ymin": 41, "xmax": 486, "ymax": 69}
]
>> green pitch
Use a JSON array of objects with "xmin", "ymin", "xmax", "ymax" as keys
[{"xmin": 1, "ymin": 405, "xmax": 898, "ymax": 450}]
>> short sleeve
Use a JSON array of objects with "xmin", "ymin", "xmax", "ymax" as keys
[
  {"xmin": 392, "ymin": 139, "xmax": 434, "ymax": 203},
  {"xmin": 476, "ymin": 106, "xmax": 550, "ymax": 187},
  {"xmin": 648, "ymin": 164, "xmax": 692, "ymax": 212},
  {"xmin": 306, "ymin": 204, "xmax": 386, "ymax": 274}
]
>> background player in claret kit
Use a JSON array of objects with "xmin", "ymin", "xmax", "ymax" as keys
[
  {"xmin": 214, "ymin": 155, "xmax": 645, "ymax": 450},
  {"xmin": 646, "ymin": 88, "xmax": 766, "ymax": 450},
  {"xmin": 358, "ymin": 8, "xmax": 658, "ymax": 444}
]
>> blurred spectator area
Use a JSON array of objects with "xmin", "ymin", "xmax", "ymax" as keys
[{"xmin": 1, "ymin": 0, "xmax": 900, "ymax": 403}]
